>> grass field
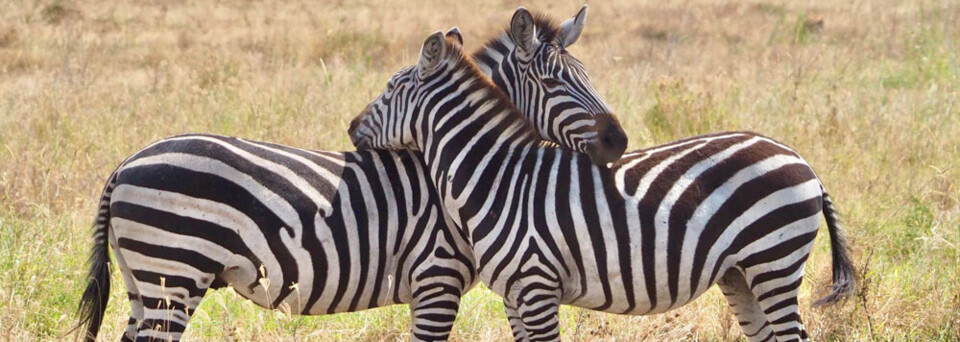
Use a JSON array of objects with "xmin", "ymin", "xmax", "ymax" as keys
[{"xmin": 1, "ymin": 0, "xmax": 958, "ymax": 340}]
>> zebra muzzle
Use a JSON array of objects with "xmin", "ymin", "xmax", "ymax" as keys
[{"xmin": 586, "ymin": 113, "xmax": 628, "ymax": 165}]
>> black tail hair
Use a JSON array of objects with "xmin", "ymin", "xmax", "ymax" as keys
[
  {"xmin": 74, "ymin": 172, "xmax": 117, "ymax": 341},
  {"xmin": 813, "ymin": 186, "xmax": 857, "ymax": 306}
]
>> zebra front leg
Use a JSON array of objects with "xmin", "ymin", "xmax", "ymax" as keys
[
  {"xmin": 410, "ymin": 284, "xmax": 462, "ymax": 341},
  {"xmin": 510, "ymin": 288, "xmax": 561, "ymax": 342},
  {"xmin": 718, "ymin": 269, "xmax": 776, "ymax": 342},
  {"xmin": 503, "ymin": 299, "xmax": 530, "ymax": 341}
]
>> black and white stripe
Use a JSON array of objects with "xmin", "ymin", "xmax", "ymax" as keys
[
  {"xmin": 76, "ymin": 8, "xmax": 621, "ymax": 341},
  {"xmin": 472, "ymin": 5, "xmax": 627, "ymax": 165},
  {"xmin": 77, "ymin": 135, "xmax": 475, "ymax": 342},
  {"xmin": 349, "ymin": 33, "xmax": 856, "ymax": 342}
]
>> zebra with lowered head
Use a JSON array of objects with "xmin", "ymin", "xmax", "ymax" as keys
[
  {"xmin": 75, "ymin": 7, "xmax": 622, "ymax": 342},
  {"xmin": 349, "ymin": 31, "xmax": 856, "ymax": 342}
]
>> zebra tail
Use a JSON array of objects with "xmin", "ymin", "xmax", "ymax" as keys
[
  {"xmin": 813, "ymin": 185, "xmax": 857, "ymax": 306},
  {"xmin": 74, "ymin": 171, "xmax": 117, "ymax": 341}
]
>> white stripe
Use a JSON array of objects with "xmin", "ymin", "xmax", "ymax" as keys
[
  {"xmin": 628, "ymin": 139, "xmax": 710, "ymax": 312},
  {"xmin": 234, "ymin": 138, "xmax": 343, "ymax": 214},
  {"xmin": 651, "ymin": 136, "xmax": 762, "ymax": 308},
  {"xmin": 566, "ymin": 153, "xmax": 605, "ymax": 309},
  {"xmin": 120, "ymin": 152, "xmax": 304, "ymax": 241}
]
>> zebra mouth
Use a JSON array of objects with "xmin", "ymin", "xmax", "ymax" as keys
[
  {"xmin": 586, "ymin": 114, "xmax": 628, "ymax": 165},
  {"xmin": 351, "ymin": 137, "xmax": 369, "ymax": 149},
  {"xmin": 348, "ymin": 108, "xmax": 369, "ymax": 149}
]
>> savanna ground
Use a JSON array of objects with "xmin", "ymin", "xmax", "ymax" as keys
[{"xmin": 1, "ymin": 0, "xmax": 958, "ymax": 340}]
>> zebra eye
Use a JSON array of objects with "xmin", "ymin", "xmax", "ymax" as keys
[{"xmin": 542, "ymin": 78, "xmax": 564, "ymax": 89}]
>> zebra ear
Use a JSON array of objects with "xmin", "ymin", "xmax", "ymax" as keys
[
  {"xmin": 445, "ymin": 27, "xmax": 463, "ymax": 46},
  {"xmin": 418, "ymin": 31, "xmax": 447, "ymax": 76},
  {"xmin": 559, "ymin": 4, "xmax": 587, "ymax": 48},
  {"xmin": 510, "ymin": 7, "xmax": 540, "ymax": 53}
]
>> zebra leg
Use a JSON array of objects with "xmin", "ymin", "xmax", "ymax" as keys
[
  {"xmin": 109, "ymin": 228, "xmax": 143, "ymax": 342},
  {"xmin": 717, "ymin": 269, "xmax": 776, "ymax": 342},
  {"xmin": 503, "ymin": 299, "xmax": 530, "ymax": 341},
  {"xmin": 511, "ymin": 289, "xmax": 561, "ymax": 342},
  {"xmin": 409, "ymin": 284, "xmax": 462, "ymax": 341},
  {"xmin": 119, "ymin": 256, "xmax": 215, "ymax": 342},
  {"xmin": 744, "ymin": 260, "xmax": 812, "ymax": 341},
  {"xmin": 133, "ymin": 278, "xmax": 208, "ymax": 342},
  {"xmin": 117, "ymin": 263, "xmax": 144, "ymax": 342}
]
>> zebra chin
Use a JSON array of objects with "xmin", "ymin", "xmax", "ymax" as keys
[{"xmin": 585, "ymin": 113, "xmax": 628, "ymax": 165}]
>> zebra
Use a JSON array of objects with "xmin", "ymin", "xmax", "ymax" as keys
[
  {"xmin": 76, "ymin": 139, "xmax": 476, "ymax": 342},
  {"xmin": 348, "ymin": 31, "xmax": 857, "ymax": 342},
  {"xmin": 74, "ymin": 7, "xmax": 622, "ymax": 342},
  {"xmin": 471, "ymin": 5, "xmax": 626, "ymax": 164}
]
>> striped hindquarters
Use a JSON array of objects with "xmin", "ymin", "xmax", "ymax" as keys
[
  {"xmin": 609, "ymin": 132, "xmax": 824, "ymax": 313},
  {"xmin": 103, "ymin": 133, "xmax": 474, "ymax": 341}
]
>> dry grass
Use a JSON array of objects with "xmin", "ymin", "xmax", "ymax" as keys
[{"xmin": 1, "ymin": 0, "xmax": 958, "ymax": 341}]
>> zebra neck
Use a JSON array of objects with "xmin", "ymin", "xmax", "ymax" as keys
[{"xmin": 418, "ymin": 74, "xmax": 539, "ymax": 219}]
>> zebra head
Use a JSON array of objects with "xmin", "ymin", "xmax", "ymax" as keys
[
  {"xmin": 473, "ymin": 5, "xmax": 627, "ymax": 164},
  {"xmin": 349, "ymin": 29, "xmax": 472, "ymax": 151}
]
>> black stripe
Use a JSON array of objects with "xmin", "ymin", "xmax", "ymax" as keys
[
  {"xmin": 576, "ymin": 155, "xmax": 613, "ymax": 311},
  {"xmin": 131, "ymin": 270, "xmax": 207, "ymax": 299},
  {"xmin": 690, "ymin": 162, "xmax": 817, "ymax": 290},
  {"xmin": 110, "ymin": 201, "xmax": 262, "ymax": 278},
  {"xmin": 704, "ymin": 197, "xmax": 822, "ymax": 288},
  {"xmin": 116, "ymin": 238, "xmax": 225, "ymax": 274}
]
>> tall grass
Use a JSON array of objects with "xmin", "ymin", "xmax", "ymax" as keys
[{"xmin": 1, "ymin": 0, "xmax": 958, "ymax": 340}]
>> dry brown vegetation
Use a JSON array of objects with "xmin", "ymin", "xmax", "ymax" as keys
[{"xmin": 1, "ymin": 0, "xmax": 958, "ymax": 341}]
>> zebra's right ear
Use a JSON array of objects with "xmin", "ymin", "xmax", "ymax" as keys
[
  {"xmin": 445, "ymin": 27, "xmax": 463, "ymax": 46},
  {"xmin": 510, "ymin": 7, "xmax": 540, "ymax": 53},
  {"xmin": 418, "ymin": 31, "xmax": 447, "ymax": 76},
  {"xmin": 559, "ymin": 5, "xmax": 588, "ymax": 48}
]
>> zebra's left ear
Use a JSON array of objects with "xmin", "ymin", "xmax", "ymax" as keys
[
  {"xmin": 559, "ymin": 4, "xmax": 588, "ymax": 48},
  {"xmin": 510, "ymin": 7, "xmax": 540, "ymax": 53},
  {"xmin": 418, "ymin": 31, "xmax": 447, "ymax": 76},
  {"xmin": 445, "ymin": 27, "xmax": 463, "ymax": 46}
]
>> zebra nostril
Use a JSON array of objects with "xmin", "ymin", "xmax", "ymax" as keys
[
  {"xmin": 603, "ymin": 124, "xmax": 628, "ymax": 152},
  {"xmin": 348, "ymin": 117, "xmax": 361, "ymax": 135},
  {"xmin": 585, "ymin": 115, "xmax": 628, "ymax": 165},
  {"xmin": 593, "ymin": 114, "xmax": 627, "ymax": 162}
]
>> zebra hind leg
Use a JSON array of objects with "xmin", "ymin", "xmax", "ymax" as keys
[
  {"xmin": 127, "ymin": 268, "xmax": 214, "ymax": 342},
  {"xmin": 503, "ymin": 299, "xmax": 530, "ymax": 342},
  {"xmin": 717, "ymin": 269, "xmax": 776, "ymax": 342},
  {"xmin": 109, "ymin": 229, "xmax": 143, "ymax": 342},
  {"xmin": 743, "ymin": 256, "xmax": 813, "ymax": 341},
  {"xmin": 116, "ymin": 263, "xmax": 144, "ymax": 342},
  {"xmin": 511, "ymin": 289, "xmax": 561, "ymax": 342},
  {"xmin": 410, "ymin": 284, "xmax": 462, "ymax": 341}
]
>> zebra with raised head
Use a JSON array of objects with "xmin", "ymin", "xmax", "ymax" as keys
[
  {"xmin": 349, "ymin": 31, "xmax": 856, "ymax": 342},
  {"xmin": 75, "ymin": 7, "xmax": 622, "ymax": 342}
]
